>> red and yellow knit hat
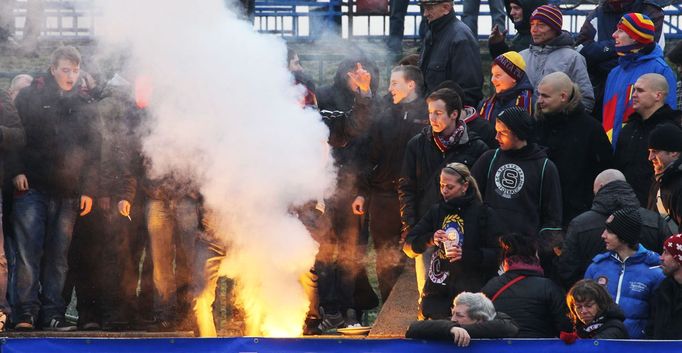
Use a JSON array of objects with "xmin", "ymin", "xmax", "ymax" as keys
[{"xmin": 617, "ymin": 13, "xmax": 655, "ymax": 44}]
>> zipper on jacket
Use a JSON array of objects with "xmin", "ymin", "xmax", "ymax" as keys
[{"xmin": 615, "ymin": 260, "xmax": 626, "ymax": 304}]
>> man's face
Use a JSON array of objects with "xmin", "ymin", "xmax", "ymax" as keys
[
  {"xmin": 536, "ymin": 82, "xmax": 567, "ymax": 114},
  {"xmin": 631, "ymin": 78, "xmax": 660, "ymax": 113},
  {"xmin": 530, "ymin": 20, "xmax": 557, "ymax": 45},
  {"xmin": 660, "ymin": 249, "xmax": 681, "ymax": 277},
  {"xmin": 491, "ymin": 65, "xmax": 516, "ymax": 94},
  {"xmin": 50, "ymin": 59, "xmax": 80, "ymax": 92},
  {"xmin": 389, "ymin": 71, "xmax": 415, "ymax": 104},
  {"xmin": 428, "ymin": 99, "xmax": 457, "ymax": 133},
  {"xmin": 451, "ymin": 304, "xmax": 477, "ymax": 325},
  {"xmin": 601, "ymin": 221, "xmax": 625, "ymax": 252},
  {"xmin": 648, "ymin": 149, "xmax": 680, "ymax": 175},
  {"xmin": 495, "ymin": 119, "xmax": 521, "ymax": 151},
  {"xmin": 422, "ymin": 2, "xmax": 451, "ymax": 23},
  {"xmin": 612, "ymin": 28, "xmax": 637, "ymax": 47},
  {"xmin": 288, "ymin": 54, "xmax": 303, "ymax": 73},
  {"xmin": 510, "ymin": 3, "xmax": 523, "ymax": 23}
]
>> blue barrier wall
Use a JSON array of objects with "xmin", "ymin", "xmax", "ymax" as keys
[{"xmin": 2, "ymin": 337, "xmax": 682, "ymax": 353}]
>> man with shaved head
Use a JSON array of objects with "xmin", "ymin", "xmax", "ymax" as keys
[
  {"xmin": 557, "ymin": 169, "xmax": 672, "ymax": 289},
  {"xmin": 615, "ymin": 73, "xmax": 682, "ymax": 207},
  {"xmin": 535, "ymin": 72, "xmax": 613, "ymax": 225}
]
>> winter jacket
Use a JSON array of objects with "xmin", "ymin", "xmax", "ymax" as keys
[
  {"xmin": 585, "ymin": 245, "xmax": 666, "ymax": 338},
  {"xmin": 520, "ymin": 32, "xmax": 595, "ymax": 111},
  {"xmin": 648, "ymin": 156, "xmax": 682, "ymax": 226},
  {"xmin": 481, "ymin": 267, "xmax": 572, "ymax": 337},
  {"xmin": 575, "ymin": 307, "xmax": 629, "ymax": 339},
  {"xmin": 471, "ymin": 143, "xmax": 562, "ymax": 237},
  {"xmin": 8, "ymin": 71, "xmax": 98, "ymax": 198},
  {"xmin": 577, "ymin": 0, "xmax": 664, "ymax": 85},
  {"xmin": 0, "ymin": 90, "xmax": 26, "ymax": 183},
  {"xmin": 95, "ymin": 75, "xmax": 144, "ymax": 203},
  {"xmin": 603, "ymin": 44, "xmax": 677, "ymax": 148},
  {"xmin": 478, "ymin": 75, "xmax": 534, "ymax": 125},
  {"xmin": 559, "ymin": 180, "xmax": 671, "ymax": 289},
  {"xmin": 489, "ymin": 0, "xmax": 547, "ymax": 59},
  {"xmin": 419, "ymin": 12, "xmax": 483, "ymax": 106},
  {"xmin": 405, "ymin": 312, "xmax": 519, "ymax": 340},
  {"xmin": 404, "ymin": 189, "xmax": 502, "ymax": 319},
  {"xmin": 647, "ymin": 276, "xmax": 682, "ymax": 339},
  {"xmin": 398, "ymin": 126, "xmax": 489, "ymax": 233},
  {"xmin": 615, "ymin": 105, "xmax": 682, "ymax": 206},
  {"xmin": 358, "ymin": 98, "xmax": 428, "ymax": 196},
  {"xmin": 536, "ymin": 100, "xmax": 613, "ymax": 224},
  {"xmin": 463, "ymin": 106, "xmax": 497, "ymax": 148}
]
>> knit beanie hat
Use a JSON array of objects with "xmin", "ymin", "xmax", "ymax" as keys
[
  {"xmin": 663, "ymin": 234, "xmax": 682, "ymax": 265},
  {"xmin": 530, "ymin": 5, "xmax": 563, "ymax": 34},
  {"xmin": 648, "ymin": 124, "xmax": 682, "ymax": 152},
  {"xmin": 605, "ymin": 208, "xmax": 641, "ymax": 247},
  {"xmin": 497, "ymin": 106, "xmax": 533, "ymax": 141},
  {"xmin": 493, "ymin": 51, "xmax": 526, "ymax": 82},
  {"xmin": 617, "ymin": 13, "xmax": 655, "ymax": 45}
]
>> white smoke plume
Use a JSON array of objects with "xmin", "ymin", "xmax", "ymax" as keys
[{"xmin": 94, "ymin": 0, "xmax": 336, "ymax": 336}]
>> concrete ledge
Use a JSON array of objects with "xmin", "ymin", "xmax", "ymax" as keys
[{"xmin": 368, "ymin": 258, "xmax": 418, "ymax": 338}]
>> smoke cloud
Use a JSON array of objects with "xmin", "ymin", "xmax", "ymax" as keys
[{"xmin": 94, "ymin": 0, "xmax": 336, "ymax": 336}]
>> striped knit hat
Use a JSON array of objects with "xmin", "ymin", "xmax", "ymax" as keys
[
  {"xmin": 493, "ymin": 51, "xmax": 526, "ymax": 81},
  {"xmin": 530, "ymin": 5, "xmax": 562, "ymax": 34},
  {"xmin": 617, "ymin": 13, "xmax": 655, "ymax": 44}
]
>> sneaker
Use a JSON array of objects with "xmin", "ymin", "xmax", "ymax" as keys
[
  {"xmin": 317, "ymin": 311, "xmax": 345, "ymax": 332},
  {"xmin": 148, "ymin": 319, "xmax": 175, "ymax": 332},
  {"xmin": 302, "ymin": 317, "xmax": 322, "ymax": 335},
  {"xmin": 43, "ymin": 318, "xmax": 77, "ymax": 332},
  {"xmin": 14, "ymin": 314, "xmax": 35, "ymax": 331}
]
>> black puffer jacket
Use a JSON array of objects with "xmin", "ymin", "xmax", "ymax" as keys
[
  {"xmin": 575, "ymin": 307, "xmax": 629, "ymax": 339},
  {"xmin": 558, "ymin": 180, "xmax": 671, "ymax": 289},
  {"xmin": 536, "ymin": 102, "xmax": 613, "ymax": 224},
  {"xmin": 404, "ymin": 189, "xmax": 502, "ymax": 319},
  {"xmin": 471, "ymin": 143, "xmax": 562, "ymax": 237},
  {"xmin": 647, "ymin": 276, "xmax": 682, "ymax": 339},
  {"xmin": 648, "ymin": 157, "xmax": 682, "ymax": 226},
  {"xmin": 8, "ymin": 72, "xmax": 98, "ymax": 197},
  {"xmin": 419, "ymin": 12, "xmax": 483, "ymax": 105},
  {"xmin": 481, "ymin": 268, "xmax": 572, "ymax": 337},
  {"xmin": 615, "ymin": 105, "xmax": 682, "ymax": 206},
  {"xmin": 358, "ymin": 98, "xmax": 428, "ymax": 196},
  {"xmin": 398, "ymin": 126, "xmax": 489, "ymax": 233},
  {"xmin": 405, "ymin": 312, "xmax": 519, "ymax": 340}
]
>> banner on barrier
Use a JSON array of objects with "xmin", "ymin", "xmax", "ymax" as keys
[{"xmin": 2, "ymin": 337, "xmax": 682, "ymax": 353}]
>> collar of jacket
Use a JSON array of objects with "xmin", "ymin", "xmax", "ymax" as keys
[
  {"xmin": 628, "ymin": 104, "xmax": 681, "ymax": 128},
  {"xmin": 618, "ymin": 43, "xmax": 659, "ymax": 68},
  {"xmin": 428, "ymin": 11, "xmax": 456, "ymax": 34},
  {"xmin": 591, "ymin": 180, "xmax": 640, "ymax": 215},
  {"xmin": 661, "ymin": 156, "xmax": 682, "ymax": 184}
]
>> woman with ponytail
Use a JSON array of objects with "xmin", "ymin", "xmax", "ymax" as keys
[{"xmin": 404, "ymin": 163, "xmax": 502, "ymax": 319}]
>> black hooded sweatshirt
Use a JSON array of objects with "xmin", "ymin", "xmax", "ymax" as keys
[{"xmin": 471, "ymin": 143, "xmax": 562, "ymax": 237}]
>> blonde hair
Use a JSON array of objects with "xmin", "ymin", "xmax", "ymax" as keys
[{"xmin": 442, "ymin": 162, "xmax": 481, "ymax": 202}]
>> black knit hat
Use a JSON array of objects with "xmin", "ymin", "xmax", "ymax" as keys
[
  {"xmin": 605, "ymin": 208, "xmax": 641, "ymax": 247},
  {"xmin": 648, "ymin": 124, "xmax": 682, "ymax": 152},
  {"xmin": 497, "ymin": 106, "xmax": 533, "ymax": 141}
]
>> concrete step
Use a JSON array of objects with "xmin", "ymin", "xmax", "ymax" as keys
[{"xmin": 368, "ymin": 258, "xmax": 418, "ymax": 338}]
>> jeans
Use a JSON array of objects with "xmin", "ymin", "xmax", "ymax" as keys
[
  {"xmin": 12, "ymin": 189, "xmax": 78, "ymax": 321},
  {"xmin": 388, "ymin": 0, "xmax": 410, "ymax": 52},
  {"xmin": 0, "ymin": 191, "xmax": 10, "ymax": 315},
  {"xmin": 145, "ymin": 197, "xmax": 201, "ymax": 322},
  {"xmin": 462, "ymin": 0, "xmax": 506, "ymax": 37},
  {"xmin": 191, "ymin": 238, "xmax": 225, "ymax": 337}
]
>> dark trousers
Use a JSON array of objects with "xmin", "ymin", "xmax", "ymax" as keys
[{"xmin": 368, "ymin": 191, "xmax": 405, "ymax": 301}]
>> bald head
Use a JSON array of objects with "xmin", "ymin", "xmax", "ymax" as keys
[
  {"xmin": 632, "ymin": 73, "xmax": 669, "ymax": 119},
  {"xmin": 8, "ymin": 74, "xmax": 33, "ymax": 102},
  {"xmin": 593, "ymin": 169, "xmax": 626, "ymax": 195},
  {"xmin": 537, "ymin": 72, "xmax": 580, "ymax": 114}
]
